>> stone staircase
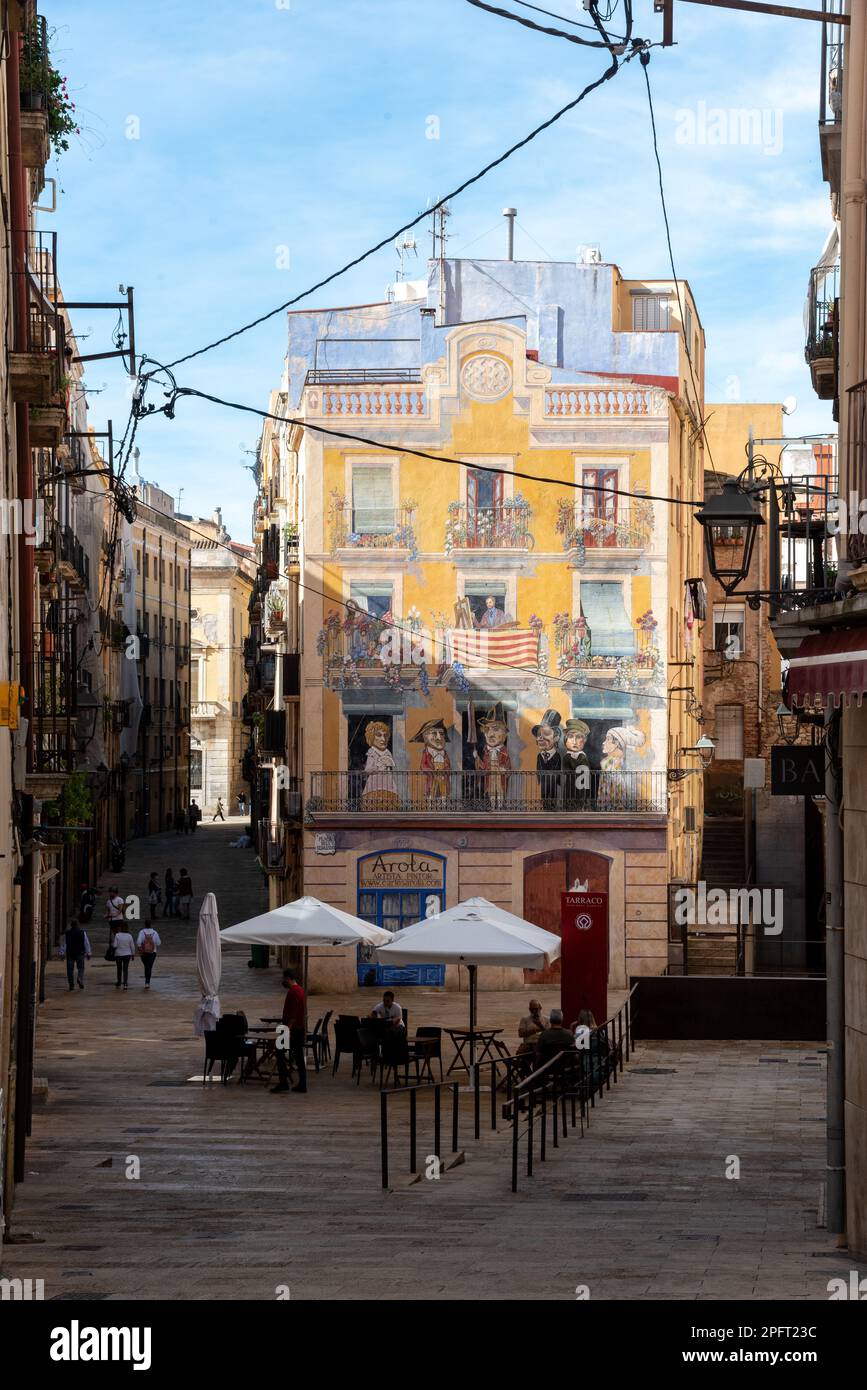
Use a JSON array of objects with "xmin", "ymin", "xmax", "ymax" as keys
[{"xmin": 691, "ymin": 818, "xmax": 746, "ymax": 974}]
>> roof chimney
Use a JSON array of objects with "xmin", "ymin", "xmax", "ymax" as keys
[{"xmin": 503, "ymin": 208, "xmax": 517, "ymax": 261}]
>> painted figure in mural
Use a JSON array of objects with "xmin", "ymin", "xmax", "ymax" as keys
[
  {"xmin": 361, "ymin": 720, "xmax": 400, "ymax": 811},
  {"xmin": 533, "ymin": 708, "xmax": 563, "ymax": 810},
  {"xmin": 476, "ymin": 703, "xmax": 512, "ymax": 809},
  {"xmin": 412, "ymin": 718, "xmax": 451, "ymax": 807},
  {"xmin": 476, "ymin": 594, "xmax": 508, "ymax": 629},
  {"xmin": 598, "ymin": 724, "xmax": 646, "ymax": 810},
  {"xmin": 562, "ymin": 718, "xmax": 591, "ymax": 810}
]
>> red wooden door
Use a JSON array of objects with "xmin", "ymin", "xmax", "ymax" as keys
[{"xmin": 522, "ymin": 850, "xmax": 610, "ymax": 985}]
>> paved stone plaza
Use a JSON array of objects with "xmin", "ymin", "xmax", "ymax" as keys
[{"xmin": 2, "ymin": 822, "xmax": 864, "ymax": 1301}]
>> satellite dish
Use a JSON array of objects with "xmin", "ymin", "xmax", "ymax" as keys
[{"xmin": 783, "ymin": 395, "xmax": 798, "ymax": 416}]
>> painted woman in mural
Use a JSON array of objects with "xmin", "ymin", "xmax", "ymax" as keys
[
  {"xmin": 361, "ymin": 720, "xmax": 400, "ymax": 811},
  {"xmin": 597, "ymin": 724, "xmax": 646, "ymax": 811},
  {"xmin": 475, "ymin": 704, "xmax": 512, "ymax": 810}
]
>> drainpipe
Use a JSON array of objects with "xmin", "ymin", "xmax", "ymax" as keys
[
  {"xmin": 7, "ymin": 19, "xmax": 37, "ymax": 1187},
  {"xmin": 825, "ymin": 709, "xmax": 845, "ymax": 1234}
]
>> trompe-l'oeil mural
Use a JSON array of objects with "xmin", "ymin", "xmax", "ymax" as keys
[
  {"xmin": 316, "ymin": 600, "xmax": 663, "ymax": 700},
  {"xmin": 342, "ymin": 707, "xmax": 656, "ymax": 815}
]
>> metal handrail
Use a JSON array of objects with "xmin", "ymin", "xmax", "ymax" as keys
[
  {"xmin": 379, "ymin": 1051, "xmax": 531, "ymax": 1189},
  {"xmin": 509, "ymin": 987, "xmax": 637, "ymax": 1192}
]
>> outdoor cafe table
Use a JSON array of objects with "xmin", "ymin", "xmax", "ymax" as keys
[{"xmin": 445, "ymin": 1027, "xmax": 508, "ymax": 1074}]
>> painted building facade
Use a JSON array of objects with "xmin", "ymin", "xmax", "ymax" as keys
[
  {"xmin": 262, "ymin": 256, "xmax": 706, "ymax": 996},
  {"xmin": 188, "ymin": 510, "xmax": 255, "ymax": 817}
]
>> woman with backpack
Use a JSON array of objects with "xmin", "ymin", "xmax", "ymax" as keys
[{"xmin": 136, "ymin": 924, "xmax": 161, "ymax": 989}]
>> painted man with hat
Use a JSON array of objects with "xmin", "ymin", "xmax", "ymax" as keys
[
  {"xmin": 475, "ymin": 703, "xmax": 512, "ymax": 809},
  {"xmin": 412, "ymin": 718, "xmax": 451, "ymax": 807},
  {"xmin": 532, "ymin": 708, "xmax": 562, "ymax": 811},
  {"xmin": 562, "ymin": 718, "xmax": 591, "ymax": 810}
]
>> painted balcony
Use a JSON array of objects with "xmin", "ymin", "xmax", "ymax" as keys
[
  {"xmin": 544, "ymin": 385, "xmax": 667, "ymax": 417},
  {"xmin": 555, "ymin": 498, "xmax": 654, "ymax": 566},
  {"xmin": 553, "ymin": 613, "xmax": 661, "ymax": 683},
  {"xmin": 318, "ymin": 609, "xmax": 426, "ymax": 693},
  {"xmin": 307, "ymin": 769, "xmax": 667, "ymax": 818},
  {"xmin": 445, "ymin": 500, "xmax": 534, "ymax": 555},
  {"xmin": 329, "ymin": 497, "xmax": 417, "ymax": 557},
  {"xmin": 305, "ymin": 371, "xmax": 427, "ymax": 420}
]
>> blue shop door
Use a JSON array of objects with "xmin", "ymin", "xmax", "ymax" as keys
[{"xmin": 356, "ymin": 889, "xmax": 446, "ymax": 987}]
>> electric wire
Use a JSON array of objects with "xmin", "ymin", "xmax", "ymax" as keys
[{"xmin": 160, "ymin": 48, "xmax": 624, "ymax": 372}]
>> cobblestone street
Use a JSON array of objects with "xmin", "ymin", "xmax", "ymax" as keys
[{"xmin": 1, "ymin": 822, "xmax": 862, "ymax": 1301}]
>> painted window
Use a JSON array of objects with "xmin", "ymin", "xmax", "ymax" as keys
[
  {"xmin": 464, "ymin": 580, "xmax": 507, "ymax": 625},
  {"xmin": 349, "ymin": 580, "xmax": 394, "ymax": 620},
  {"xmin": 579, "ymin": 581, "xmax": 635, "ymax": 657},
  {"xmin": 351, "ymin": 465, "xmax": 393, "ymax": 534},
  {"xmin": 714, "ymin": 704, "xmax": 744, "ymax": 760}
]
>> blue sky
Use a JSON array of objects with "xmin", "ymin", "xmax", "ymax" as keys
[{"xmin": 47, "ymin": 0, "xmax": 834, "ymax": 537}]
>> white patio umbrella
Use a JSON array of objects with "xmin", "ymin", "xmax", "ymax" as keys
[
  {"xmin": 220, "ymin": 896, "xmax": 393, "ymax": 948},
  {"xmin": 374, "ymin": 903, "xmax": 560, "ymax": 1062},
  {"xmin": 194, "ymin": 892, "xmax": 222, "ymax": 1036}
]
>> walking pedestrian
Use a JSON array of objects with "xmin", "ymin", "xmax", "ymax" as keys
[
  {"xmin": 146, "ymin": 872, "xmax": 161, "ymax": 920},
  {"xmin": 237, "ymin": 791, "xmax": 247, "ymax": 817},
  {"xmin": 177, "ymin": 868, "xmax": 193, "ymax": 920},
  {"xmin": 270, "ymin": 968, "xmax": 307, "ymax": 1094},
  {"xmin": 78, "ymin": 883, "xmax": 96, "ymax": 924},
  {"xmin": 213, "ymin": 797, "xmax": 225, "ymax": 822},
  {"xmin": 106, "ymin": 887, "xmax": 126, "ymax": 932},
  {"xmin": 136, "ymin": 924, "xmax": 161, "ymax": 989},
  {"xmin": 188, "ymin": 801, "xmax": 200, "ymax": 834},
  {"xmin": 62, "ymin": 918, "xmax": 92, "ymax": 991},
  {"xmin": 112, "ymin": 926, "xmax": 136, "ymax": 991},
  {"xmin": 163, "ymin": 868, "xmax": 177, "ymax": 918}
]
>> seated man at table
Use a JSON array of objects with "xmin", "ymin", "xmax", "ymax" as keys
[
  {"xmin": 517, "ymin": 998, "xmax": 548, "ymax": 1055},
  {"xmin": 536, "ymin": 1008, "xmax": 575, "ymax": 1064},
  {"xmin": 370, "ymin": 990, "xmax": 404, "ymax": 1030}
]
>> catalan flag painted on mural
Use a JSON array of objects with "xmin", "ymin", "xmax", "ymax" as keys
[{"xmin": 448, "ymin": 628, "xmax": 539, "ymax": 672}]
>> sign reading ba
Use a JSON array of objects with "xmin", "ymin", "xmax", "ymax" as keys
[{"xmin": 770, "ymin": 745, "xmax": 824, "ymax": 797}]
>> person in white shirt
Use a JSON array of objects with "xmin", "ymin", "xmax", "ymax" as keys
[
  {"xmin": 136, "ymin": 926, "xmax": 161, "ymax": 989},
  {"xmin": 106, "ymin": 889, "xmax": 126, "ymax": 924},
  {"xmin": 112, "ymin": 928, "xmax": 136, "ymax": 991},
  {"xmin": 370, "ymin": 991, "xmax": 404, "ymax": 1030}
]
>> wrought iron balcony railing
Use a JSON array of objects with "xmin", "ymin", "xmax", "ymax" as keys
[
  {"xmin": 307, "ymin": 769, "xmax": 667, "ymax": 816},
  {"xmin": 805, "ymin": 263, "xmax": 838, "ymax": 401},
  {"xmin": 329, "ymin": 499, "xmax": 417, "ymax": 553}
]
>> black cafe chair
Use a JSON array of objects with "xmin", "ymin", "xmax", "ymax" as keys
[
  {"xmin": 355, "ymin": 1027, "xmax": 382, "ymax": 1085},
  {"xmin": 332, "ymin": 1016, "xmax": 363, "ymax": 1076},
  {"xmin": 414, "ymin": 1026, "xmax": 443, "ymax": 1081}
]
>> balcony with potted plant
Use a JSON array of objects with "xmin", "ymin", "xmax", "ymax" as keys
[{"xmin": 18, "ymin": 16, "xmax": 79, "ymax": 191}]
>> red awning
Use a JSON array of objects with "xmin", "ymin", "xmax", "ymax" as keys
[{"xmin": 787, "ymin": 629, "xmax": 867, "ymax": 708}]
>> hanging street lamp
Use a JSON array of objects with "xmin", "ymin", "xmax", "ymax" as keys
[{"xmin": 694, "ymin": 480, "xmax": 765, "ymax": 597}]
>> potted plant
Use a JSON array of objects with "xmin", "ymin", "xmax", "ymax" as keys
[{"xmin": 19, "ymin": 23, "xmax": 79, "ymax": 155}]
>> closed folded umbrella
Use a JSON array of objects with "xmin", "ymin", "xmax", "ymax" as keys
[{"xmin": 194, "ymin": 892, "xmax": 222, "ymax": 1036}]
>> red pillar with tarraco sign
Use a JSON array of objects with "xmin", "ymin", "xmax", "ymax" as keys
[{"xmin": 560, "ymin": 891, "xmax": 609, "ymax": 1027}]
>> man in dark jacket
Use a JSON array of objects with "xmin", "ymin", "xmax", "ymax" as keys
[
  {"xmin": 533, "ymin": 709, "xmax": 563, "ymax": 811},
  {"xmin": 63, "ymin": 918, "xmax": 92, "ymax": 991},
  {"xmin": 271, "ymin": 968, "xmax": 308, "ymax": 1094},
  {"xmin": 536, "ymin": 1009, "xmax": 575, "ymax": 1065}
]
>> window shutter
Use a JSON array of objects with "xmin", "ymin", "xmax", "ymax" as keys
[{"xmin": 352, "ymin": 467, "xmax": 393, "ymax": 533}]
